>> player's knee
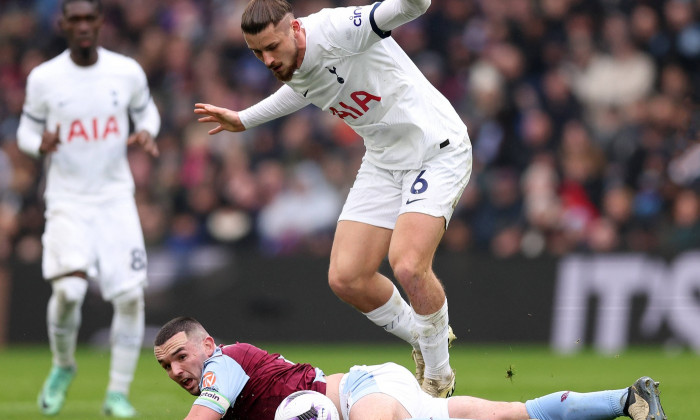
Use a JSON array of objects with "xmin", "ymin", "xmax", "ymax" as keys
[
  {"xmin": 111, "ymin": 287, "xmax": 144, "ymax": 315},
  {"xmin": 391, "ymin": 259, "xmax": 424, "ymax": 286},
  {"xmin": 52, "ymin": 276, "xmax": 88, "ymax": 306},
  {"xmin": 328, "ymin": 267, "xmax": 366, "ymax": 299}
]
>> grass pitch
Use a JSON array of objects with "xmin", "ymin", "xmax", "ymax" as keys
[{"xmin": 0, "ymin": 343, "xmax": 694, "ymax": 419}]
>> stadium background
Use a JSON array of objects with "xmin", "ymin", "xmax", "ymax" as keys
[{"xmin": 0, "ymin": 0, "xmax": 700, "ymax": 355}]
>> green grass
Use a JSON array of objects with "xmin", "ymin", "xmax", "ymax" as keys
[{"xmin": 0, "ymin": 343, "xmax": 695, "ymax": 419}]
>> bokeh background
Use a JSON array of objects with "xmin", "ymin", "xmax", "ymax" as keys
[{"xmin": 1, "ymin": 0, "xmax": 700, "ymax": 353}]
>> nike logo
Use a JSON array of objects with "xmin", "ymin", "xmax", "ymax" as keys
[
  {"xmin": 302, "ymin": 89, "xmax": 309, "ymax": 97},
  {"xmin": 405, "ymin": 198, "xmax": 426, "ymax": 205}
]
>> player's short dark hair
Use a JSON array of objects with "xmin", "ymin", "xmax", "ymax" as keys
[
  {"xmin": 241, "ymin": 0, "xmax": 293, "ymax": 34},
  {"xmin": 61, "ymin": 0, "xmax": 103, "ymax": 15},
  {"xmin": 154, "ymin": 316, "xmax": 206, "ymax": 346}
]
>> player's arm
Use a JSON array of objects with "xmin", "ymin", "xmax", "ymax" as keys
[
  {"xmin": 372, "ymin": 0, "xmax": 431, "ymax": 32},
  {"xmin": 195, "ymin": 84, "xmax": 309, "ymax": 134},
  {"xmin": 182, "ymin": 404, "xmax": 222, "ymax": 420},
  {"xmin": 17, "ymin": 116, "xmax": 61, "ymax": 157},
  {"xmin": 128, "ymin": 65, "xmax": 161, "ymax": 157},
  {"xmin": 16, "ymin": 71, "xmax": 60, "ymax": 157}
]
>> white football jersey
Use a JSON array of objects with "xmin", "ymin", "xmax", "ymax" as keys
[
  {"xmin": 17, "ymin": 47, "xmax": 160, "ymax": 203},
  {"xmin": 287, "ymin": 3, "xmax": 469, "ymax": 170}
]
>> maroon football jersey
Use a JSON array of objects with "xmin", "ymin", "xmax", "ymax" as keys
[{"xmin": 220, "ymin": 343, "xmax": 327, "ymax": 420}]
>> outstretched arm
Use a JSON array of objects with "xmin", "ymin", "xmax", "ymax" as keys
[{"xmin": 195, "ymin": 84, "xmax": 310, "ymax": 135}]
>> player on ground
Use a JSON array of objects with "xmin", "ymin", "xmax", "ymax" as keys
[
  {"xmin": 154, "ymin": 317, "xmax": 668, "ymax": 420},
  {"xmin": 16, "ymin": 0, "xmax": 160, "ymax": 417},
  {"xmin": 195, "ymin": 0, "xmax": 468, "ymax": 397}
]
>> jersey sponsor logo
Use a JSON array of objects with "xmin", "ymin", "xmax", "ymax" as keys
[
  {"xmin": 202, "ymin": 371, "xmax": 217, "ymax": 388},
  {"xmin": 405, "ymin": 198, "xmax": 426, "ymax": 205},
  {"xmin": 560, "ymin": 391, "xmax": 570, "ymax": 402},
  {"xmin": 329, "ymin": 91, "xmax": 381, "ymax": 120},
  {"xmin": 67, "ymin": 116, "xmax": 120, "ymax": 142},
  {"xmin": 350, "ymin": 7, "xmax": 362, "ymax": 26}
]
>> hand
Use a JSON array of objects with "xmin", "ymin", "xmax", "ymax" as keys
[
  {"xmin": 194, "ymin": 103, "xmax": 245, "ymax": 134},
  {"xmin": 39, "ymin": 124, "xmax": 61, "ymax": 155},
  {"xmin": 127, "ymin": 130, "xmax": 159, "ymax": 157}
]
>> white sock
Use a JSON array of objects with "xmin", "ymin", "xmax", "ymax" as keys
[
  {"xmin": 414, "ymin": 299, "xmax": 452, "ymax": 379},
  {"xmin": 363, "ymin": 285, "xmax": 419, "ymax": 348},
  {"xmin": 47, "ymin": 276, "xmax": 87, "ymax": 368},
  {"xmin": 108, "ymin": 288, "xmax": 144, "ymax": 395}
]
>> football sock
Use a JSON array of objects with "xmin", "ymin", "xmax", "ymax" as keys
[
  {"xmin": 364, "ymin": 285, "xmax": 419, "ymax": 348},
  {"xmin": 414, "ymin": 299, "xmax": 451, "ymax": 379},
  {"xmin": 525, "ymin": 388, "xmax": 627, "ymax": 420},
  {"xmin": 108, "ymin": 288, "xmax": 145, "ymax": 395},
  {"xmin": 47, "ymin": 276, "xmax": 88, "ymax": 368}
]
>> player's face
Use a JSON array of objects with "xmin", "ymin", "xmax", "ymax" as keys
[
  {"xmin": 155, "ymin": 332, "xmax": 211, "ymax": 396},
  {"xmin": 60, "ymin": 1, "xmax": 103, "ymax": 56},
  {"xmin": 244, "ymin": 18, "xmax": 303, "ymax": 82}
]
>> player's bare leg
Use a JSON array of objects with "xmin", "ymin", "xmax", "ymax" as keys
[
  {"xmin": 329, "ymin": 221, "xmax": 420, "ymax": 348},
  {"xmin": 389, "ymin": 212, "xmax": 455, "ymax": 398},
  {"xmin": 447, "ymin": 396, "xmax": 530, "ymax": 419},
  {"xmin": 39, "ymin": 271, "xmax": 88, "ymax": 415}
]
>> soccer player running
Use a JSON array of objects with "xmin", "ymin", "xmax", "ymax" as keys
[
  {"xmin": 195, "ymin": 0, "xmax": 468, "ymax": 398},
  {"xmin": 16, "ymin": 0, "xmax": 160, "ymax": 417},
  {"xmin": 154, "ymin": 317, "xmax": 667, "ymax": 420}
]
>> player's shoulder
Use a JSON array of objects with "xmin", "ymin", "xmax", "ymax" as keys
[
  {"xmin": 98, "ymin": 47, "xmax": 142, "ymax": 71},
  {"xmin": 303, "ymin": 4, "xmax": 362, "ymax": 27},
  {"xmin": 27, "ymin": 50, "xmax": 71, "ymax": 81},
  {"xmin": 302, "ymin": 3, "xmax": 382, "ymax": 47}
]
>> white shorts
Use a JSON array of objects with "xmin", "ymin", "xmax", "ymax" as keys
[
  {"xmin": 41, "ymin": 196, "xmax": 147, "ymax": 300},
  {"xmin": 338, "ymin": 138, "xmax": 472, "ymax": 229},
  {"xmin": 338, "ymin": 362, "xmax": 449, "ymax": 420}
]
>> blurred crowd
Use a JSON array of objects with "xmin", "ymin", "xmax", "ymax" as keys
[{"xmin": 1, "ymin": 0, "xmax": 700, "ymax": 265}]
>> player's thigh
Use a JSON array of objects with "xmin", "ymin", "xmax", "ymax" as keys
[
  {"xmin": 340, "ymin": 363, "xmax": 447, "ymax": 420},
  {"xmin": 330, "ymin": 220, "xmax": 391, "ymax": 279},
  {"xmin": 42, "ymin": 202, "xmax": 95, "ymax": 280},
  {"xmin": 388, "ymin": 213, "xmax": 445, "ymax": 270},
  {"xmin": 349, "ymin": 393, "xmax": 410, "ymax": 420},
  {"xmin": 93, "ymin": 198, "xmax": 147, "ymax": 300},
  {"xmin": 333, "ymin": 159, "xmax": 397, "ymax": 277}
]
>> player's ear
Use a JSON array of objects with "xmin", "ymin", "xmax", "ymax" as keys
[
  {"xmin": 202, "ymin": 336, "xmax": 216, "ymax": 356},
  {"xmin": 57, "ymin": 15, "xmax": 67, "ymax": 34}
]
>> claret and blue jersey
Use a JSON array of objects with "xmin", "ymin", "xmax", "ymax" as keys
[{"xmin": 194, "ymin": 343, "xmax": 327, "ymax": 420}]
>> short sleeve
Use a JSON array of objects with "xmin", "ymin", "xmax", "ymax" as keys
[{"xmin": 193, "ymin": 356, "xmax": 250, "ymax": 416}]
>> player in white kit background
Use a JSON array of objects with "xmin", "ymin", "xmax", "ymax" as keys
[
  {"xmin": 195, "ymin": 0, "xmax": 470, "ymax": 398},
  {"xmin": 16, "ymin": 0, "xmax": 160, "ymax": 417}
]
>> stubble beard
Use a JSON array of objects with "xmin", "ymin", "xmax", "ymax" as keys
[{"xmin": 274, "ymin": 40, "xmax": 299, "ymax": 82}]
